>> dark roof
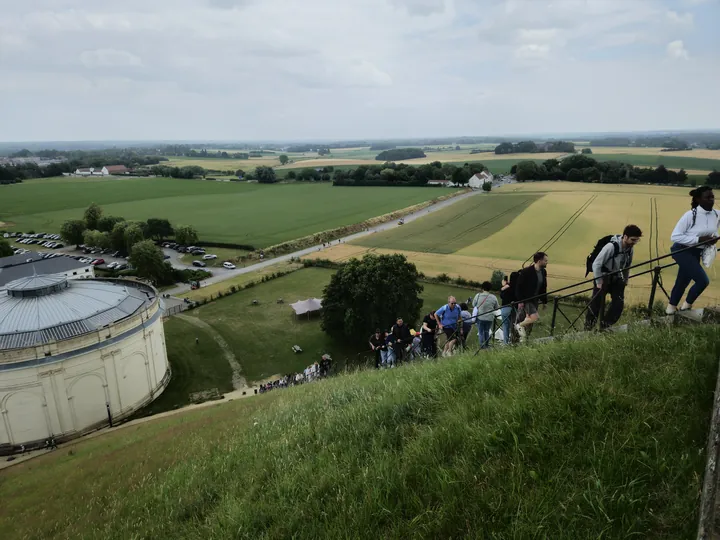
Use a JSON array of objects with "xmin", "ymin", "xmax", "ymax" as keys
[
  {"xmin": 0, "ymin": 257, "xmax": 91, "ymax": 288},
  {"xmin": 104, "ymin": 165, "xmax": 129, "ymax": 173},
  {"xmin": 0, "ymin": 251, "xmax": 44, "ymax": 269}
]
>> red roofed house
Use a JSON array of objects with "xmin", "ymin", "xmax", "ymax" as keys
[{"xmin": 101, "ymin": 165, "xmax": 130, "ymax": 176}]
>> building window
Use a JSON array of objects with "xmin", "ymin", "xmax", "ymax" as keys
[
  {"xmin": 85, "ymin": 268, "xmax": 89, "ymax": 272},
  {"xmin": 73, "ymin": 272, "xmax": 77, "ymax": 275}
]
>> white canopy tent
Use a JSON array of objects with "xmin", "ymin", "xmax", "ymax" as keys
[{"xmin": 291, "ymin": 298, "xmax": 323, "ymax": 318}]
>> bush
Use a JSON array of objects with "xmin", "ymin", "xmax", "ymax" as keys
[{"xmin": 436, "ymin": 273, "xmax": 451, "ymax": 283}]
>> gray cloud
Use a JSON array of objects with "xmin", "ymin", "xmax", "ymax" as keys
[{"xmin": 0, "ymin": 0, "xmax": 717, "ymax": 142}]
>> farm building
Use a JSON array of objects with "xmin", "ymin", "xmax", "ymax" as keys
[
  {"xmin": 469, "ymin": 171, "xmax": 494, "ymax": 189},
  {"xmin": 0, "ymin": 253, "xmax": 95, "ymax": 288},
  {"xmin": 74, "ymin": 165, "xmax": 130, "ymax": 176},
  {"xmin": 0, "ymin": 276, "xmax": 169, "ymax": 452}
]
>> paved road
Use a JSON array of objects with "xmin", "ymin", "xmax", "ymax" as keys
[{"xmin": 165, "ymin": 188, "xmax": 484, "ymax": 296}]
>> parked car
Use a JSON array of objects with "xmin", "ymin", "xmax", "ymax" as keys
[
  {"xmin": 191, "ymin": 249, "xmax": 206, "ymax": 256},
  {"xmin": 223, "ymin": 262, "xmax": 236, "ymax": 270},
  {"xmin": 115, "ymin": 263, "xmax": 128, "ymax": 271},
  {"xmin": 163, "ymin": 255, "xmax": 171, "ymax": 260},
  {"xmin": 192, "ymin": 260, "xmax": 207, "ymax": 268},
  {"xmin": 202, "ymin": 254, "xmax": 217, "ymax": 260},
  {"xmin": 106, "ymin": 262, "xmax": 118, "ymax": 269},
  {"xmin": 91, "ymin": 258, "xmax": 105, "ymax": 266},
  {"xmin": 53, "ymin": 243, "xmax": 64, "ymax": 249}
]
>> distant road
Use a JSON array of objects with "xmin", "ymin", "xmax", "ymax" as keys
[{"xmin": 165, "ymin": 188, "xmax": 483, "ymax": 296}]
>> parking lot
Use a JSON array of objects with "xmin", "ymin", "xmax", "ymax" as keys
[{"xmin": 4, "ymin": 232, "xmax": 131, "ymax": 271}]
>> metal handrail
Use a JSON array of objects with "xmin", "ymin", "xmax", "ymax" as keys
[{"xmin": 464, "ymin": 237, "xmax": 718, "ymax": 342}]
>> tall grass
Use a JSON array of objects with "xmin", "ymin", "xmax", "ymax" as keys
[{"xmin": 1, "ymin": 326, "xmax": 717, "ymax": 539}]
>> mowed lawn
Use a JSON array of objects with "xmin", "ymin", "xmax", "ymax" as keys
[
  {"xmin": 0, "ymin": 178, "xmax": 450, "ymax": 247},
  {"xmin": 354, "ymin": 192, "xmax": 541, "ymax": 253},
  {"xmin": 178, "ymin": 267, "xmax": 482, "ymax": 384}
]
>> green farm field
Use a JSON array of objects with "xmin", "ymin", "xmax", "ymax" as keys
[
  {"xmin": 583, "ymin": 153, "xmax": 720, "ymax": 171},
  {"xmin": 0, "ymin": 177, "xmax": 451, "ymax": 248}
]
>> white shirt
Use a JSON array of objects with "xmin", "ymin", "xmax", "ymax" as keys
[{"xmin": 671, "ymin": 208, "xmax": 720, "ymax": 247}]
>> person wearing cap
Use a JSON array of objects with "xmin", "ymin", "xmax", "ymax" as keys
[{"xmin": 369, "ymin": 329, "xmax": 386, "ymax": 369}]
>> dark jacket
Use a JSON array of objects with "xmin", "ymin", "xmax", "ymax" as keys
[
  {"xmin": 515, "ymin": 265, "xmax": 548, "ymax": 305},
  {"xmin": 391, "ymin": 323, "xmax": 411, "ymax": 344}
]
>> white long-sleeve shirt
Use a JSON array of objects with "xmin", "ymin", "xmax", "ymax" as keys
[{"xmin": 670, "ymin": 208, "xmax": 720, "ymax": 247}]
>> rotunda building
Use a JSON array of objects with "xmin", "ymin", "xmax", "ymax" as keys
[{"xmin": 0, "ymin": 275, "xmax": 169, "ymax": 451}]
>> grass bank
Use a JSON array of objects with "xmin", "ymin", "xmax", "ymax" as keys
[{"xmin": 1, "ymin": 325, "xmax": 716, "ymax": 539}]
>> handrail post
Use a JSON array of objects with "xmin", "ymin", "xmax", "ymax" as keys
[
  {"xmin": 550, "ymin": 297, "xmax": 559, "ymax": 336},
  {"xmin": 648, "ymin": 266, "xmax": 661, "ymax": 316}
]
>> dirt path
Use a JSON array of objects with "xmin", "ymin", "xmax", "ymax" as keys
[{"xmin": 175, "ymin": 313, "xmax": 247, "ymax": 390}]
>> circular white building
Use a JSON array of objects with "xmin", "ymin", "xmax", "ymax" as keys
[{"xmin": 0, "ymin": 275, "xmax": 169, "ymax": 452}]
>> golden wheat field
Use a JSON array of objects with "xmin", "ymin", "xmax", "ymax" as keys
[{"xmin": 308, "ymin": 182, "xmax": 720, "ymax": 305}]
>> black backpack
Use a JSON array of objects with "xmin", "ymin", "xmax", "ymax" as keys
[
  {"xmin": 585, "ymin": 235, "xmax": 620, "ymax": 277},
  {"xmin": 506, "ymin": 270, "xmax": 521, "ymax": 303}
]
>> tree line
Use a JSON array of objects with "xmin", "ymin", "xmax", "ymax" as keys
[
  {"xmin": 333, "ymin": 161, "xmax": 487, "ymax": 187},
  {"xmin": 494, "ymin": 141, "xmax": 575, "ymax": 155},
  {"xmin": 511, "ymin": 154, "xmax": 720, "ymax": 186},
  {"xmin": 375, "ymin": 148, "xmax": 426, "ymax": 161},
  {"xmin": 60, "ymin": 204, "xmax": 201, "ymax": 285}
]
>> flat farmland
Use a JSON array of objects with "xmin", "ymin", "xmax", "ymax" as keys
[
  {"xmin": 0, "ymin": 177, "xmax": 451, "ymax": 247},
  {"xmin": 580, "ymin": 146, "xmax": 720, "ymax": 159},
  {"xmin": 166, "ymin": 155, "xmax": 298, "ymax": 169},
  {"xmin": 342, "ymin": 182, "xmax": 720, "ymax": 305},
  {"xmin": 353, "ymin": 193, "xmax": 541, "ymax": 253},
  {"xmin": 578, "ymin": 153, "xmax": 720, "ymax": 171}
]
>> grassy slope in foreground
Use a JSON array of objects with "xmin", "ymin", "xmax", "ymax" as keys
[
  {"xmin": 1, "ymin": 326, "xmax": 717, "ymax": 539},
  {"xmin": 0, "ymin": 179, "xmax": 450, "ymax": 247}
]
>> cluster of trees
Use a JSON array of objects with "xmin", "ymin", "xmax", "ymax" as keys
[
  {"xmin": 321, "ymin": 254, "xmax": 423, "ymax": 346},
  {"xmin": 589, "ymin": 137, "xmax": 690, "ymax": 149},
  {"xmin": 369, "ymin": 143, "xmax": 396, "ymax": 151},
  {"xmin": 510, "ymin": 154, "xmax": 698, "ymax": 185},
  {"xmin": 375, "ymin": 148, "xmax": 426, "ymax": 161},
  {"xmin": 284, "ymin": 145, "xmax": 330, "ymax": 154},
  {"xmin": 494, "ymin": 141, "xmax": 575, "ymax": 155},
  {"xmin": 286, "ymin": 167, "xmax": 334, "ymax": 182},
  {"xmin": 149, "ymin": 165, "xmax": 207, "ymax": 179},
  {"xmin": 60, "ymin": 204, "xmax": 201, "ymax": 284},
  {"xmin": 333, "ymin": 161, "xmax": 487, "ymax": 186},
  {"xmin": 0, "ymin": 152, "xmax": 166, "ymax": 183}
]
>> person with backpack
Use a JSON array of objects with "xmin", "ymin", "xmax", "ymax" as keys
[
  {"xmin": 585, "ymin": 225, "xmax": 642, "ymax": 330},
  {"xmin": 667, "ymin": 186, "xmax": 720, "ymax": 313},
  {"xmin": 514, "ymin": 252, "xmax": 548, "ymax": 342},
  {"xmin": 472, "ymin": 281, "xmax": 499, "ymax": 349}
]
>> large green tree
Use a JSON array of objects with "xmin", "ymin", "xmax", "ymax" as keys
[
  {"xmin": 110, "ymin": 221, "xmax": 130, "ymax": 252},
  {"xmin": 97, "ymin": 215, "xmax": 125, "ymax": 233},
  {"xmin": 60, "ymin": 219, "xmax": 87, "ymax": 247},
  {"xmin": 146, "ymin": 218, "xmax": 174, "ymax": 241},
  {"xmin": 124, "ymin": 223, "xmax": 145, "ymax": 253},
  {"xmin": 279, "ymin": 154, "xmax": 289, "ymax": 165},
  {"xmin": 255, "ymin": 166, "xmax": 277, "ymax": 184},
  {"xmin": 129, "ymin": 240, "xmax": 170, "ymax": 284},
  {"xmin": 321, "ymin": 254, "xmax": 424, "ymax": 345},
  {"xmin": 83, "ymin": 203, "xmax": 103, "ymax": 230},
  {"xmin": 0, "ymin": 239, "xmax": 13, "ymax": 257},
  {"xmin": 174, "ymin": 225, "xmax": 199, "ymax": 246},
  {"xmin": 83, "ymin": 230, "xmax": 111, "ymax": 250}
]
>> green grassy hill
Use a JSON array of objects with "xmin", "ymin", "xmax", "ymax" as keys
[{"xmin": 1, "ymin": 325, "xmax": 716, "ymax": 539}]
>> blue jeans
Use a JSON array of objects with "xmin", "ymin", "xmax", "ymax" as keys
[
  {"xmin": 500, "ymin": 306, "xmax": 513, "ymax": 345},
  {"xmin": 670, "ymin": 244, "xmax": 709, "ymax": 306},
  {"xmin": 477, "ymin": 320, "xmax": 493, "ymax": 349}
]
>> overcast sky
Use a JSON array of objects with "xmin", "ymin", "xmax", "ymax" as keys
[{"xmin": 1, "ymin": 0, "xmax": 719, "ymax": 142}]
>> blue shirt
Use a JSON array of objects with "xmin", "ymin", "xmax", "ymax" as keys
[{"xmin": 436, "ymin": 304, "xmax": 462, "ymax": 328}]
